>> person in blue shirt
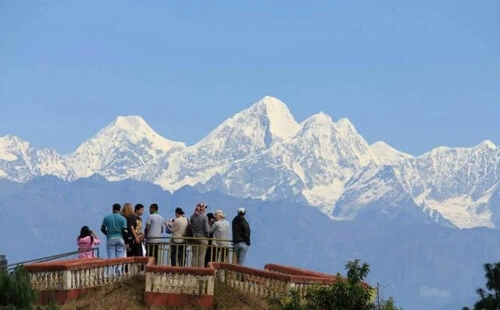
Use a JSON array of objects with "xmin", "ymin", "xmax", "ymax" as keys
[{"xmin": 101, "ymin": 203, "xmax": 128, "ymax": 258}]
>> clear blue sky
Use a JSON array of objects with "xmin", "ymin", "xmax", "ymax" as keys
[{"xmin": 1, "ymin": 1, "xmax": 499, "ymax": 156}]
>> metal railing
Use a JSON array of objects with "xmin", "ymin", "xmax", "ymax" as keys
[
  {"xmin": 4, "ymin": 247, "xmax": 100, "ymax": 271},
  {"xmin": 144, "ymin": 236, "xmax": 235, "ymax": 267}
]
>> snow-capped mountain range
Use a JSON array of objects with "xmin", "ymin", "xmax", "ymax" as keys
[{"xmin": 1, "ymin": 96, "xmax": 499, "ymax": 229}]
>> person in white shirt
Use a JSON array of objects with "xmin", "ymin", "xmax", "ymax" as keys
[
  {"xmin": 166, "ymin": 207, "xmax": 188, "ymax": 266},
  {"xmin": 145, "ymin": 203, "xmax": 165, "ymax": 265},
  {"xmin": 208, "ymin": 209, "xmax": 231, "ymax": 263}
]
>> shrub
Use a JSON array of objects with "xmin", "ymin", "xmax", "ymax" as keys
[
  {"xmin": 269, "ymin": 259, "xmax": 403, "ymax": 310},
  {"xmin": 0, "ymin": 265, "xmax": 37, "ymax": 310},
  {"xmin": 269, "ymin": 289, "xmax": 307, "ymax": 310}
]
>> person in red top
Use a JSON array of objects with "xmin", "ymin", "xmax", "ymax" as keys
[{"xmin": 77, "ymin": 226, "xmax": 100, "ymax": 259}]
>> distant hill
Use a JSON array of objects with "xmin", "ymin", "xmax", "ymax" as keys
[{"xmin": 1, "ymin": 176, "xmax": 500, "ymax": 310}]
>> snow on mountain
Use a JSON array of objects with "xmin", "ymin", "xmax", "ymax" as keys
[
  {"xmin": 0, "ymin": 135, "xmax": 24, "ymax": 162},
  {"xmin": 393, "ymin": 140, "xmax": 500, "ymax": 228},
  {"xmin": 193, "ymin": 95, "xmax": 299, "ymax": 156},
  {"xmin": 338, "ymin": 140, "xmax": 500, "ymax": 228},
  {"xmin": 0, "ymin": 135, "xmax": 68, "ymax": 182},
  {"xmin": 181, "ymin": 111, "xmax": 377, "ymax": 211},
  {"xmin": 149, "ymin": 96, "xmax": 301, "ymax": 190},
  {"xmin": 370, "ymin": 141, "xmax": 413, "ymax": 165},
  {"xmin": 1, "ymin": 96, "xmax": 499, "ymax": 229},
  {"xmin": 188, "ymin": 111, "xmax": 380, "ymax": 215},
  {"xmin": 280, "ymin": 114, "xmax": 377, "ymax": 213},
  {"xmin": 65, "ymin": 115, "xmax": 185, "ymax": 180},
  {"xmin": 333, "ymin": 164, "xmax": 455, "ymax": 226}
]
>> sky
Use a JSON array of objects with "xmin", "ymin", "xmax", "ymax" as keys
[{"xmin": 0, "ymin": 1, "xmax": 499, "ymax": 156}]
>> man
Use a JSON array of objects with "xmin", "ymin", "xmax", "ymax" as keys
[
  {"xmin": 145, "ymin": 203, "xmax": 165, "ymax": 264},
  {"xmin": 130, "ymin": 204, "xmax": 145, "ymax": 256},
  {"xmin": 208, "ymin": 209, "xmax": 231, "ymax": 263},
  {"xmin": 166, "ymin": 207, "xmax": 188, "ymax": 266},
  {"xmin": 190, "ymin": 202, "xmax": 209, "ymax": 267},
  {"xmin": 101, "ymin": 203, "xmax": 128, "ymax": 259},
  {"xmin": 232, "ymin": 207, "xmax": 251, "ymax": 265}
]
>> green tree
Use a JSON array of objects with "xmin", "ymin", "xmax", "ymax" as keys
[
  {"xmin": 378, "ymin": 297, "xmax": 403, "ymax": 310},
  {"xmin": 305, "ymin": 259, "xmax": 373, "ymax": 310},
  {"xmin": 464, "ymin": 262, "xmax": 500, "ymax": 310},
  {"xmin": 269, "ymin": 289, "xmax": 307, "ymax": 310},
  {"xmin": 0, "ymin": 265, "xmax": 37, "ymax": 310},
  {"xmin": 269, "ymin": 259, "xmax": 402, "ymax": 310}
]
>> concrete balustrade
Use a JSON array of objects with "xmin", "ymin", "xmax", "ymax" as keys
[
  {"xmin": 145, "ymin": 266, "xmax": 216, "ymax": 308},
  {"xmin": 210, "ymin": 262, "xmax": 291, "ymax": 298},
  {"xmin": 25, "ymin": 257, "xmax": 154, "ymax": 304},
  {"xmin": 26, "ymin": 258, "xmax": 361, "ymax": 308}
]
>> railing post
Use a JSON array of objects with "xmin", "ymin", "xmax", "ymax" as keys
[
  {"xmin": 62, "ymin": 270, "xmax": 72, "ymax": 290},
  {"xmin": 130, "ymin": 263, "xmax": 139, "ymax": 276}
]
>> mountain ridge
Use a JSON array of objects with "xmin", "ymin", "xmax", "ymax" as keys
[{"xmin": 1, "ymin": 95, "xmax": 499, "ymax": 229}]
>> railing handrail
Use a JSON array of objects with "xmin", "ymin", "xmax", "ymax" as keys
[
  {"xmin": 145, "ymin": 236, "xmax": 233, "ymax": 243},
  {"xmin": 5, "ymin": 247, "xmax": 100, "ymax": 271}
]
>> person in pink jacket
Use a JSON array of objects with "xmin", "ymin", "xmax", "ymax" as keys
[{"xmin": 77, "ymin": 226, "xmax": 100, "ymax": 259}]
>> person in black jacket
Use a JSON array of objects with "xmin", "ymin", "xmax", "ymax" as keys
[
  {"xmin": 231, "ymin": 207, "xmax": 251, "ymax": 265},
  {"xmin": 205, "ymin": 212, "xmax": 216, "ymax": 267}
]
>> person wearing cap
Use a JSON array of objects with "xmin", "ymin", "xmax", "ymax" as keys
[
  {"xmin": 190, "ymin": 202, "xmax": 210, "ymax": 267},
  {"xmin": 232, "ymin": 207, "xmax": 251, "ymax": 265},
  {"xmin": 208, "ymin": 210, "xmax": 231, "ymax": 263},
  {"xmin": 166, "ymin": 207, "xmax": 189, "ymax": 266}
]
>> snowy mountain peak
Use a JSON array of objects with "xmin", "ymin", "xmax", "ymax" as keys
[
  {"xmin": 477, "ymin": 140, "xmax": 497, "ymax": 150},
  {"xmin": 304, "ymin": 112, "xmax": 333, "ymax": 125},
  {"xmin": 0, "ymin": 134, "xmax": 29, "ymax": 161},
  {"xmin": 302, "ymin": 112, "xmax": 335, "ymax": 128},
  {"xmin": 197, "ymin": 96, "xmax": 300, "ymax": 148},
  {"xmin": 1, "ymin": 96, "xmax": 499, "ymax": 230},
  {"xmin": 93, "ymin": 115, "xmax": 185, "ymax": 148},
  {"xmin": 297, "ymin": 113, "xmax": 336, "ymax": 140},
  {"xmin": 0, "ymin": 134, "xmax": 26, "ymax": 145},
  {"xmin": 336, "ymin": 118, "xmax": 357, "ymax": 132},
  {"xmin": 250, "ymin": 96, "xmax": 300, "ymax": 140},
  {"xmin": 112, "ymin": 115, "xmax": 150, "ymax": 132},
  {"xmin": 254, "ymin": 95, "xmax": 289, "ymax": 110},
  {"xmin": 66, "ymin": 116, "xmax": 185, "ymax": 180},
  {"xmin": 370, "ymin": 141, "xmax": 413, "ymax": 165}
]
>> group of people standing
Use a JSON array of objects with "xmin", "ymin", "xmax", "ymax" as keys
[{"xmin": 76, "ymin": 202, "xmax": 252, "ymax": 267}]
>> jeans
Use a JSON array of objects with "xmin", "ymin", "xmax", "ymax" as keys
[
  {"xmin": 106, "ymin": 237, "xmax": 125, "ymax": 277},
  {"xmin": 107, "ymin": 237, "xmax": 126, "ymax": 259},
  {"xmin": 234, "ymin": 242, "xmax": 249, "ymax": 265}
]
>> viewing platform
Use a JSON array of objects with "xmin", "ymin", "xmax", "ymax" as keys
[{"xmin": 20, "ymin": 237, "xmax": 345, "ymax": 308}]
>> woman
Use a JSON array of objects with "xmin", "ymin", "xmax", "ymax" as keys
[
  {"xmin": 166, "ymin": 207, "xmax": 188, "ymax": 266},
  {"xmin": 121, "ymin": 203, "xmax": 139, "ymax": 257},
  {"xmin": 208, "ymin": 210, "xmax": 231, "ymax": 263},
  {"xmin": 77, "ymin": 226, "xmax": 100, "ymax": 259}
]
